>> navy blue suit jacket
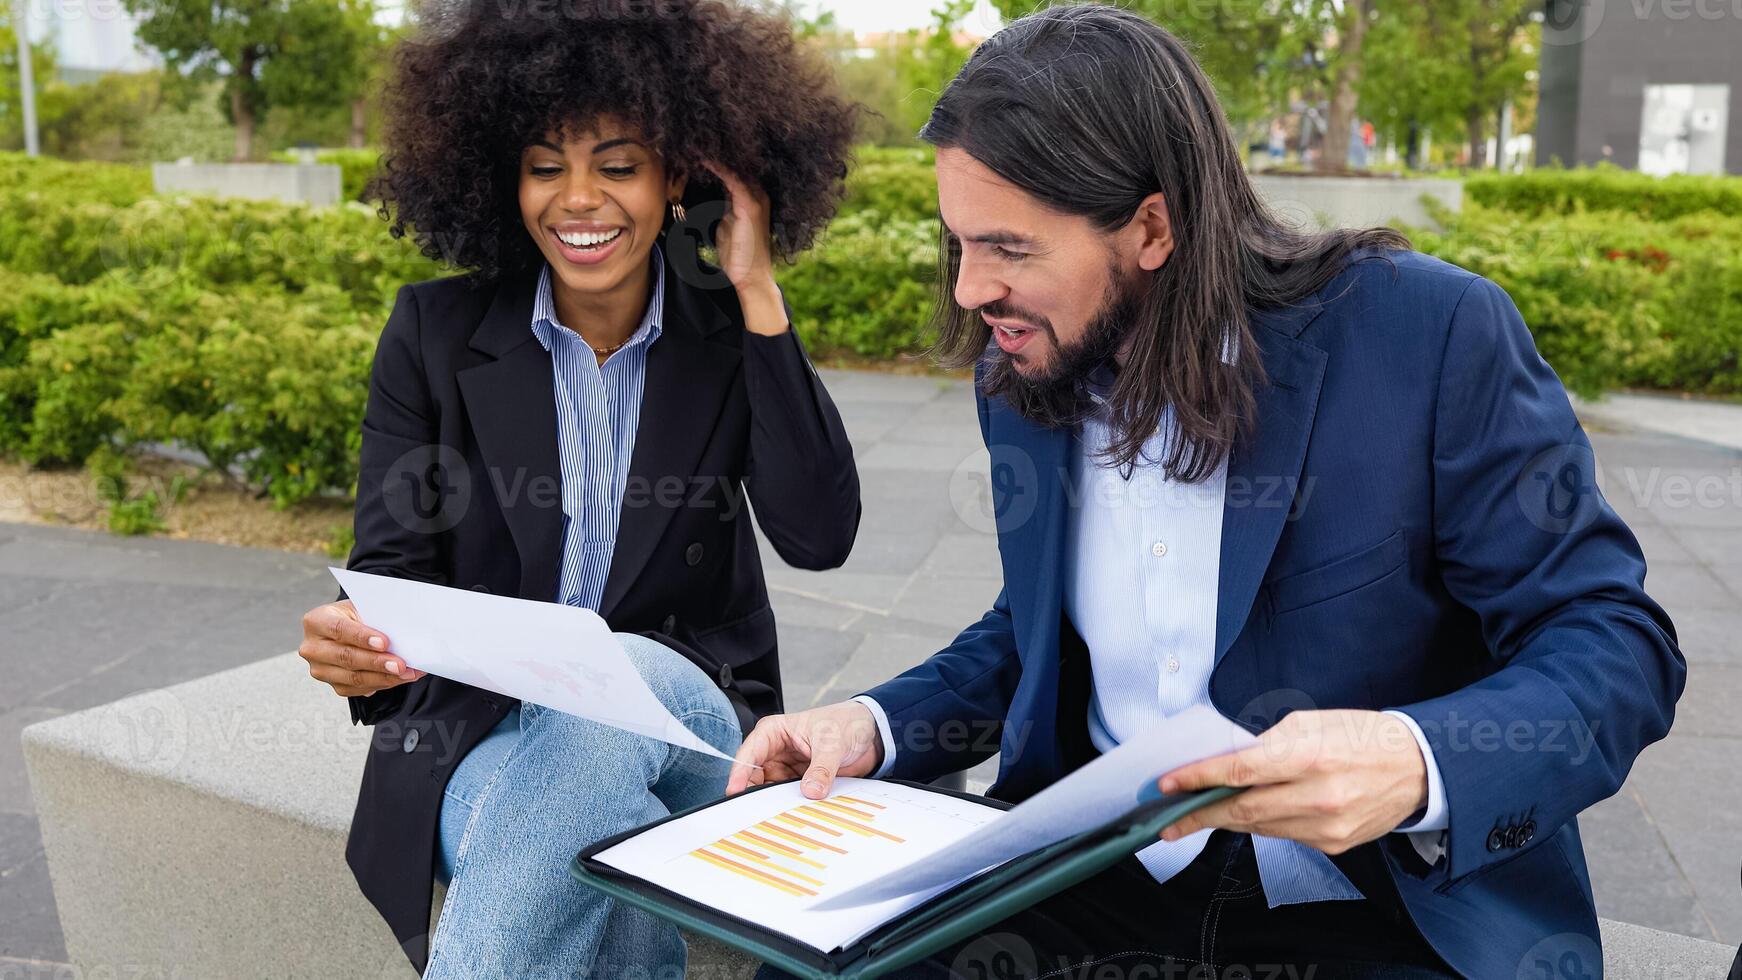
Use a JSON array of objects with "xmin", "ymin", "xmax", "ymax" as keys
[{"xmin": 862, "ymin": 250, "xmax": 1683, "ymax": 977}]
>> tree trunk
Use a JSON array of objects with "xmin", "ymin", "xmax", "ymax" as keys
[
  {"xmin": 350, "ymin": 98, "xmax": 368, "ymax": 149},
  {"xmin": 1405, "ymin": 119, "xmax": 1421, "ymax": 170},
  {"xmin": 230, "ymin": 50, "xmax": 257, "ymax": 162},
  {"xmin": 1321, "ymin": 0, "xmax": 1368, "ymax": 173},
  {"xmin": 1466, "ymin": 104, "xmax": 1486, "ymax": 169}
]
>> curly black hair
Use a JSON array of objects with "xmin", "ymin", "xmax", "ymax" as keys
[{"xmin": 370, "ymin": 0, "xmax": 861, "ymax": 282}]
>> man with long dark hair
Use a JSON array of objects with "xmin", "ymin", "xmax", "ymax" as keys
[{"xmin": 731, "ymin": 5, "xmax": 1683, "ymax": 977}]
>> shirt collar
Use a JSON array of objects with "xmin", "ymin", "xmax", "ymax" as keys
[{"xmin": 530, "ymin": 242, "xmax": 666, "ymax": 354}]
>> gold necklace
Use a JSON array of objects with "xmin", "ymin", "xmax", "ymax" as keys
[{"xmin": 585, "ymin": 338, "xmax": 629, "ymax": 357}]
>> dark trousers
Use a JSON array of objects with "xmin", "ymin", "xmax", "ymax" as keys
[{"xmin": 758, "ymin": 831, "xmax": 1455, "ymax": 980}]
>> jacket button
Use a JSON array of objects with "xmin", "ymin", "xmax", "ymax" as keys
[
  {"xmin": 661, "ymin": 615, "xmax": 677, "ymax": 634},
  {"xmin": 685, "ymin": 543, "xmax": 705, "ymax": 566},
  {"xmin": 402, "ymin": 727, "xmax": 420, "ymax": 753},
  {"xmin": 718, "ymin": 662, "xmax": 734, "ymax": 688},
  {"xmin": 471, "ymin": 584, "xmax": 490, "ymax": 593},
  {"xmin": 1519, "ymin": 820, "xmax": 1536, "ymax": 846},
  {"xmin": 1487, "ymin": 828, "xmax": 1507, "ymax": 853}
]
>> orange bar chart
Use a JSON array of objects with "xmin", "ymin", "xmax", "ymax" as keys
[{"xmin": 688, "ymin": 793, "xmax": 904, "ymax": 896}]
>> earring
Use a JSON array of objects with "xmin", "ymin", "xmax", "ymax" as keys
[{"xmin": 670, "ymin": 201, "xmax": 687, "ymax": 223}]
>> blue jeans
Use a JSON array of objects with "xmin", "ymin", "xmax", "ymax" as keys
[{"xmin": 427, "ymin": 633, "xmax": 743, "ymax": 979}]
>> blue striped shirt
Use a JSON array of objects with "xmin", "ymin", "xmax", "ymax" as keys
[{"xmin": 530, "ymin": 247, "xmax": 664, "ymax": 611}]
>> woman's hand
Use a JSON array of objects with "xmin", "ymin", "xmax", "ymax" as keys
[
  {"xmin": 299, "ymin": 599, "xmax": 425, "ymax": 697},
  {"xmin": 702, "ymin": 161, "xmax": 789, "ymax": 336}
]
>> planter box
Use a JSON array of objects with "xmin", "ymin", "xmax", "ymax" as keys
[
  {"xmin": 151, "ymin": 162, "xmax": 344, "ymax": 208},
  {"xmin": 1252, "ymin": 174, "xmax": 1463, "ymax": 231}
]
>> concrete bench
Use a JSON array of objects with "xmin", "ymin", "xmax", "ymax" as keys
[{"xmin": 22, "ymin": 653, "xmax": 1738, "ymax": 979}]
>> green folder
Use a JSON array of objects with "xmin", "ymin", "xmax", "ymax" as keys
[{"xmin": 570, "ymin": 779, "xmax": 1242, "ymax": 980}]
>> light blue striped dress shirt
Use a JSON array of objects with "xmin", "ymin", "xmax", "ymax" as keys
[{"xmin": 530, "ymin": 247, "xmax": 664, "ymax": 611}]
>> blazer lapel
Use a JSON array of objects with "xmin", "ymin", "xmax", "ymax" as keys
[
  {"xmin": 597, "ymin": 261, "xmax": 741, "ymax": 618},
  {"xmin": 456, "ymin": 269, "xmax": 566, "ymax": 603},
  {"xmin": 1214, "ymin": 322, "xmax": 1329, "ymax": 663}
]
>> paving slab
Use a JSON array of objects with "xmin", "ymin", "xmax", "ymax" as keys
[{"xmin": 4, "ymin": 371, "xmax": 1740, "ymax": 966}]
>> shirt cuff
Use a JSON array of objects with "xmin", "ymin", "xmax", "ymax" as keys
[
  {"xmin": 1385, "ymin": 708, "xmax": 1448, "ymax": 866},
  {"xmin": 851, "ymin": 695, "xmax": 897, "ymax": 779}
]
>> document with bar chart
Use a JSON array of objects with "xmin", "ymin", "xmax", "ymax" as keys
[
  {"xmin": 590, "ymin": 777, "xmax": 1006, "ymax": 952},
  {"xmin": 586, "ymin": 706, "xmax": 1257, "ymax": 958}
]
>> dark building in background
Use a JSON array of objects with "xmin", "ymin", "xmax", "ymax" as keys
[{"xmin": 1537, "ymin": 0, "xmax": 1738, "ymax": 174}]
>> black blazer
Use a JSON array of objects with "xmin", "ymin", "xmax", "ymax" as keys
[{"xmin": 335, "ymin": 249, "xmax": 861, "ymax": 971}]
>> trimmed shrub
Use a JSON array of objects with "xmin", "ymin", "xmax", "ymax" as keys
[
  {"xmin": 1409, "ymin": 203, "xmax": 1742, "ymax": 397},
  {"xmin": 1466, "ymin": 165, "xmax": 1742, "ymax": 221}
]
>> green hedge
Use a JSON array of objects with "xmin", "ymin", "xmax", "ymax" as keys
[
  {"xmin": 3, "ymin": 148, "xmax": 1737, "ymax": 522},
  {"xmin": 776, "ymin": 212, "xmax": 939, "ymax": 358},
  {"xmin": 0, "ymin": 153, "xmax": 153, "ymax": 207},
  {"xmin": 0, "ymin": 150, "xmax": 943, "ymax": 510},
  {"xmin": 1466, "ymin": 165, "xmax": 1742, "ymax": 221},
  {"xmin": 840, "ymin": 146, "xmax": 938, "ymax": 222},
  {"xmin": 1409, "ymin": 203, "xmax": 1742, "ymax": 397}
]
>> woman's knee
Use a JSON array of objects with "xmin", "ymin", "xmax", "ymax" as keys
[{"xmin": 613, "ymin": 632, "xmax": 740, "ymax": 742}]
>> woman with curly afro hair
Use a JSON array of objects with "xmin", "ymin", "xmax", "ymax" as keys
[{"xmin": 295, "ymin": 0, "xmax": 864, "ymax": 974}]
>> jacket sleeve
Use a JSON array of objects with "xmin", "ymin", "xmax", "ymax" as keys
[
  {"xmin": 857, "ymin": 587, "xmax": 1022, "ymax": 781},
  {"xmin": 338, "ymin": 283, "xmax": 447, "ymax": 726},
  {"xmin": 739, "ymin": 289, "xmax": 862, "ymax": 570},
  {"xmin": 855, "ymin": 374, "xmax": 1023, "ymax": 781},
  {"xmin": 1397, "ymin": 276, "xmax": 1684, "ymax": 881}
]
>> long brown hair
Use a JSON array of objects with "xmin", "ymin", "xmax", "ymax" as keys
[{"xmin": 923, "ymin": 4, "xmax": 1409, "ymax": 482}]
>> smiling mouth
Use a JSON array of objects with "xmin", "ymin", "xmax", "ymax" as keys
[{"xmin": 552, "ymin": 227, "xmax": 624, "ymax": 250}]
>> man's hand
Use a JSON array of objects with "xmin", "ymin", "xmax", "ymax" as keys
[
  {"xmin": 299, "ymin": 600, "xmax": 425, "ymax": 698},
  {"xmin": 727, "ymin": 701, "xmax": 885, "ymax": 800},
  {"xmin": 1154, "ymin": 709, "xmax": 1428, "ymax": 855}
]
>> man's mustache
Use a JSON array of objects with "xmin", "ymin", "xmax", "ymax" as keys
[{"xmin": 978, "ymin": 303, "xmax": 1055, "ymax": 339}]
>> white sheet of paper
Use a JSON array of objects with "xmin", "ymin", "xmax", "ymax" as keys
[
  {"xmin": 330, "ymin": 568, "xmax": 733, "ymax": 760},
  {"xmin": 592, "ymin": 777, "xmax": 1006, "ymax": 953},
  {"xmin": 809, "ymin": 704, "xmax": 1256, "ymax": 910}
]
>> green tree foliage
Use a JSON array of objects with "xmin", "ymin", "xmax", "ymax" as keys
[
  {"xmin": 119, "ymin": 0, "xmax": 383, "ymax": 160},
  {"xmin": 799, "ymin": 0, "xmax": 981, "ymax": 146},
  {"xmin": 1355, "ymin": 0, "xmax": 1538, "ymax": 165},
  {"xmin": 991, "ymin": 0, "xmax": 1313, "ymax": 136}
]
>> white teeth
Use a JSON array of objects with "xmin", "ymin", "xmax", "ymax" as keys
[{"xmin": 556, "ymin": 228, "xmax": 622, "ymax": 248}]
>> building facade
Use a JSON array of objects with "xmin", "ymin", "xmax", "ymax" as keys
[{"xmin": 1536, "ymin": 0, "xmax": 1739, "ymax": 175}]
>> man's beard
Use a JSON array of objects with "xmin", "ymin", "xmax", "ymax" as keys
[{"xmin": 981, "ymin": 269, "xmax": 1146, "ymax": 426}]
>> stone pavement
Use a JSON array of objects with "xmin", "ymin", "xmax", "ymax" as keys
[{"xmin": 2, "ymin": 369, "xmax": 1739, "ymax": 970}]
